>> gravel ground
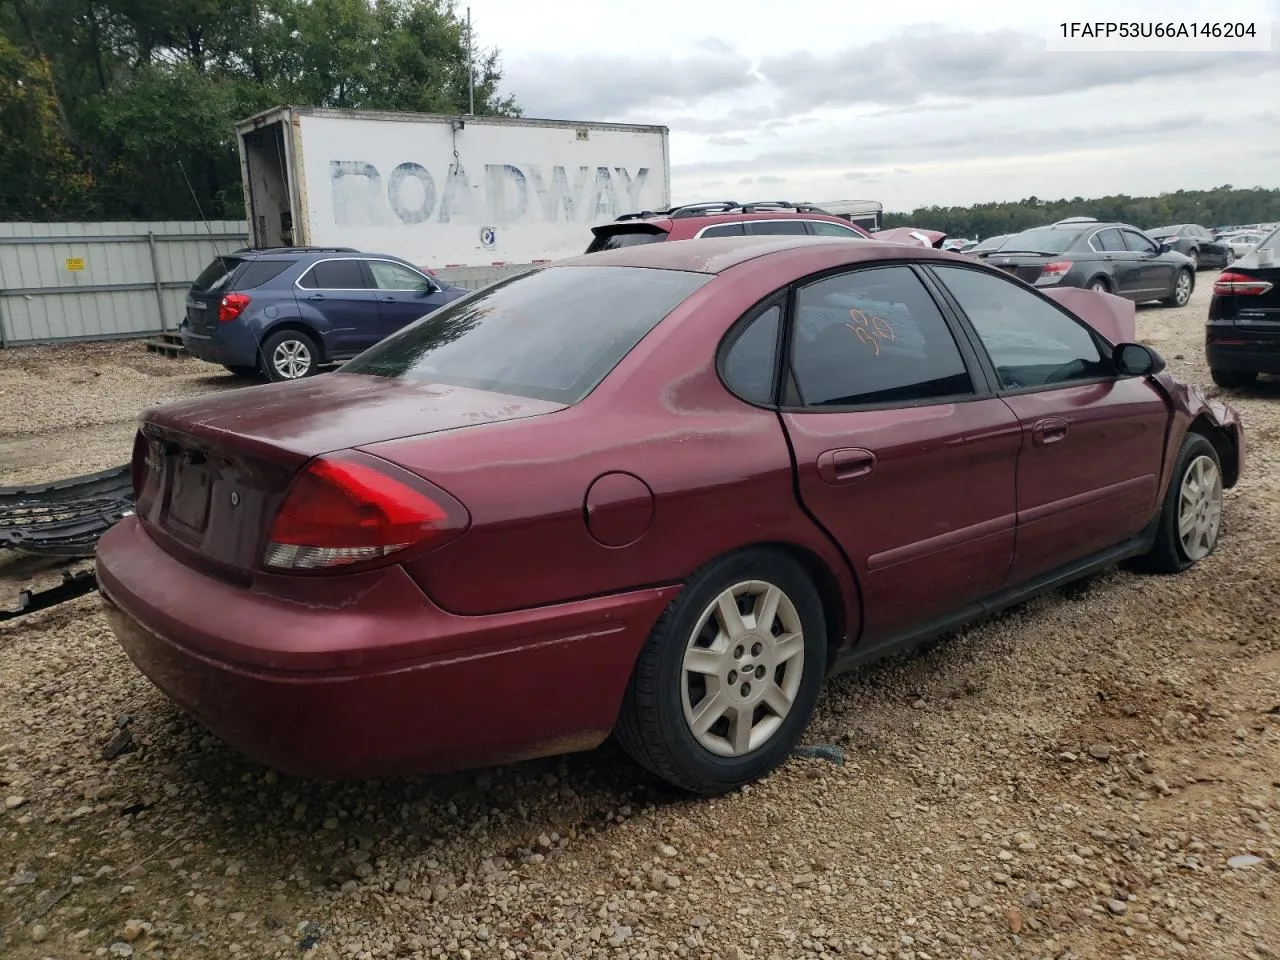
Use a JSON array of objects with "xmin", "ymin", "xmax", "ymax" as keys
[{"xmin": 2, "ymin": 279, "xmax": 1278, "ymax": 960}]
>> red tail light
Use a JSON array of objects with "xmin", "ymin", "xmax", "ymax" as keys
[
  {"xmin": 218, "ymin": 293, "xmax": 251, "ymax": 322},
  {"xmin": 262, "ymin": 452, "xmax": 468, "ymax": 572},
  {"xmin": 1035, "ymin": 261, "xmax": 1073, "ymax": 284},
  {"xmin": 1213, "ymin": 271, "xmax": 1273, "ymax": 297}
]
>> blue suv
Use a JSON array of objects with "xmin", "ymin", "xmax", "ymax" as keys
[{"xmin": 179, "ymin": 247, "xmax": 467, "ymax": 381}]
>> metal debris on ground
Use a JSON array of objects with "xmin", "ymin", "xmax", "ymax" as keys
[{"xmin": 0, "ymin": 464, "xmax": 133, "ymax": 558}]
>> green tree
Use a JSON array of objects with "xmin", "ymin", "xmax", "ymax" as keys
[{"xmin": 0, "ymin": 0, "xmax": 520, "ymax": 220}]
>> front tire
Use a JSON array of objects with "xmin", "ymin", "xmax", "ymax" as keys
[
  {"xmin": 1211, "ymin": 368, "xmax": 1257, "ymax": 389},
  {"xmin": 1137, "ymin": 433, "xmax": 1223, "ymax": 574},
  {"xmin": 616, "ymin": 549, "xmax": 827, "ymax": 795},
  {"xmin": 259, "ymin": 329, "xmax": 320, "ymax": 382},
  {"xmin": 1163, "ymin": 269, "xmax": 1193, "ymax": 307}
]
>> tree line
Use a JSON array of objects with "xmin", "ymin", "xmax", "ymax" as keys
[
  {"xmin": 883, "ymin": 187, "xmax": 1280, "ymax": 239},
  {"xmin": 0, "ymin": 0, "xmax": 518, "ymax": 222}
]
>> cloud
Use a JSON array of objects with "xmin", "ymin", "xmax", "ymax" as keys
[
  {"xmin": 893, "ymin": 167, "xmax": 912, "ymax": 175},
  {"xmin": 672, "ymin": 115, "xmax": 1215, "ymax": 179},
  {"xmin": 756, "ymin": 174, "xmax": 786, "ymax": 184},
  {"xmin": 503, "ymin": 48, "xmax": 758, "ymax": 119},
  {"xmin": 843, "ymin": 171, "xmax": 871, "ymax": 180},
  {"xmin": 708, "ymin": 134, "xmax": 750, "ymax": 147},
  {"xmin": 757, "ymin": 25, "xmax": 1267, "ymax": 111},
  {"xmin": 738, "ymin": 177, "xmax": 754, "ymax": 185}
]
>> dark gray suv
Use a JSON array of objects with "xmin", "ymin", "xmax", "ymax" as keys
[{"xmin": 180, "ymin": 247, "xmax": 467, "ymax": 381}]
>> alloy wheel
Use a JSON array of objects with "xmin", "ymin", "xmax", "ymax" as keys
[
  {"xmin": 1177, "ymin": 454, "xmax": 1222, "ymax": 561},
  {"xmin": 271, "ymin": 339, "xmax": 312, "ymax": 379},
  {"xmin": 1174, "ymin": 272, "xmax": 1192, "ymax": 306},
  {"xmin": 680, "ymin": 580, "xmax": 805, "ymax": 757}
]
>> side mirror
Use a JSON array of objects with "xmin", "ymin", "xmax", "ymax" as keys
[
  {"xmin": 1157, "ymin": 241, "xmax": 1172, "ymax": 254},
  {"xmin": 1113, "ymin": 342, "xmax": 1166, "ymax": 377}
]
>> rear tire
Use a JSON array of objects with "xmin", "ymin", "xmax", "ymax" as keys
[
  {"xmin": 1211, "ymin": 368, "xmax": 1257, "ymax": 389},
  {"xmin": 1163, "ymin": 269, "xmax": 1193, "ymax": 307},
  {"xmin": 1088, "ymin": 277, "xmax": 1110, "ymax": 293},
  {"xmin": 1187, "ymin": 248, "xmax": 1199, "ymax": 270},
  {"xmin": 615, "ymin": 549, "xmax": 827, "ymax": 795},
  {"xmin": 259, "ymin": 329, "xmax": 320, "ymax": 382},
  {"xmin": 1136, "ymin": 433, "xmax": 1223, "ymax": 574}
]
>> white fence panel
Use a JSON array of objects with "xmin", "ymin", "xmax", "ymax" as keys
[{"xmin": 0, "ymin": 221, "xmax": 528, "ymax": 346}]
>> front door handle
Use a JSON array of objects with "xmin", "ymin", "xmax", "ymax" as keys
[
  {"xmin": 817, "ymin": 448, "xmax": 876, "ymax": 485},
  {"xmin": 1032, "ymin": 417, "xmax": 1069, "ymax": 446}
]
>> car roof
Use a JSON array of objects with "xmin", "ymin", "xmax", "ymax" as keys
[{"xmin": 560, "ymin": 234, "xmax": 932, "ymax": 274}]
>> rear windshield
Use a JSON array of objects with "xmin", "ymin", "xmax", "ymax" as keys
[
  {"xmin": 191, "ymin": 257, "xmax": 244, "ymax": 293},
  {"xmin": 585, "ymin": 228, "xmax": 667, "ymax": 254},
  {"xmin": 341, "ymin": 265, "xmax": 712, "ymax": 404},
  {"xmin": 998, "ymin": 228, "xmax": 1082, "ymax": 255},
  {"xmin": 972, "ymin": 235, "xmax": 1010, "ymax": 253}
]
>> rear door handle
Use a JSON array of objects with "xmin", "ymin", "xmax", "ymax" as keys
[
  {"xmin": 1032, "ymin": 418, "xmax": 1069, "ymax": 446},
  {"xmin": 817, "ymin": 448, "xmax": 876, "ymax": 485}
]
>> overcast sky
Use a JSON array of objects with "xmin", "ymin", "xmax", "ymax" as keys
[{"xmin": 470, "ymin": 0, "xmax": 1280, "ymax": 211}]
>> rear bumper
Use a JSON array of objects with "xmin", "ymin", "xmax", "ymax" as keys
[
  {"xmin": 95, "ymin": 517, "xmax": 678, "ymax": 778},
  {"xmin": 1206, "ymin": 338, "xmax": 1280, "ymax": 374},
  {"xmin": 179, "ymin": 320, "xmax": 259, "ymax": 368}
]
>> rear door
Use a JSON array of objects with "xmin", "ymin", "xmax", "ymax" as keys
[
  {"xmin": 928, "ymin": 264, "xmax": 1169, "ymax": 583},
  {"xmin": 294, "ymin": 258, "xmax": 382, "ymax": 358},
  {"xmin": 1090, "ymin": 227, "xmax": 1142, "ymax": 296},
  {"xmin": 778, "ymin": 264, "xmax": 1021, "ymax": 643},
  {"xmin": 365, "ymin": 258, "xmax": 451, "ymax": 338},
  {"xmin": 1120, "ymin": 229, "xmax": 1174, "ymax": 297}
]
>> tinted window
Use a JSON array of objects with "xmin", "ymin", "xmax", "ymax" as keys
[
  {"xmin": 1122, "ymin": 231, "xmax": 1158, "ymax": 254},
  {"xmin": 700, "ymin": 223, "xmax": 746, "ymax": 238},
  {"xmin": 1092, "ymin": 228, "xmax": 1125, "ymax": 252},
  {"xmin": 972, "ymin": 235, "xmax": 1010, "ymax": 253},
  {"xmin": 586, "ymin": 229, "xmax": 666, "ymax": 253},
  {"xmin": 933, "ymin": 265, "xmax": 1111, "ymax": 390},
  {"xmin": 746, "ymin": 220, "xmax": 809, "ymax": 236},
  {"xmin": 300, "ymin": 259, "xmax": 371, "ymax": 289},
  {"xmin": 999, "ymin": 228, "xmax": 1082, "ymax": 254},
  {"xmin": 807, "ymin": 220, "xmax": 864, "ymax": 237},
  {"xmin": 790, "ymin": 266, "xmax": 972, "ymax": 407},
  {"xmin": 235, "ymin": 259, "xmax": 292, "ymax": 290},
  {"xmin": 721, "ymin": 304, "xmax": 781, "ymax": 404},
  {"xmin": 368, "ymin": 260, "xmax": 431, "ymax": 290},
  {"xmin": 342, "ymin": 266, "xmax": 711, "ymax": 404},
  {"xmin": 191, "ymin": 257, "xmax": 244, "ymax": 293}
]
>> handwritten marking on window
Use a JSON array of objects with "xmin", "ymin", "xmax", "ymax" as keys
[{"xmin": 845, "ymin": 308, "xmax": 896, "ymax": 356}]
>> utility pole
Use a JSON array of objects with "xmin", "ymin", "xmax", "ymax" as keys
[{"xmin": 467, "ymin": 7, "xmax": 475, "ymax": 115}]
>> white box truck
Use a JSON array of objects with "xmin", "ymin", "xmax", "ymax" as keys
[{"xmin": 236, "ymin": 106, "xmax": 671, "ymax": 270}]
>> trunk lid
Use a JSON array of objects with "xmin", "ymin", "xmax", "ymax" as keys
[
  {"xmin": 1218, "ymin": 252, "xmax": 1280, "ymax": 331},
  {"xmin": 984, "ymin": 252, "xmax": 1056, "ymax": 284},
  {"xmin": 135, "ymin": 373, "xmax": 566, "ymax": 577}
]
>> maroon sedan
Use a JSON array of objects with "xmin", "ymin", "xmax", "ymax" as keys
[{"xmin": 96, "ymin": 236, "xmax": 1244, "ymax": 795}]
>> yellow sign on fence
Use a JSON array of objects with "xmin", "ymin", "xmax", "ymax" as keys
[{"xmin": 65, "ymin": 257, "xmax": 86, "ymax": 272}]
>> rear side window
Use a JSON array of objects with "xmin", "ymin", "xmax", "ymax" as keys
[
  {"xmin": 298, "ymin": 259, "xmax": 371, "ymax": 289},
  {"xmin": 234, "ymin": 259, "xmax": 292, "ymax": 289},
  {"xmin": 341, "ymin": 265, "xmax": 712, "ymax": 404},
  {"xmin": 700, "ymin": 223, "xmax": 746, "ymax": 238},
  {"xmin": 721, "ymin": 303, "xmax": 781, "ymax": 404},
  {"xmin": 191, "ymin": 257, "xmax": 244, "ymax": 293},
  {"xmin": 807, "ymin": 220, "xmax": 864, "ymax": 237},
  {"xmin": 790, "ymin": 266, "xmax": 973, "ymax": 407},
  {"xmin": 1092, "ymin": 228, "xmax": 1125, "ymax": 252},
  {"xmin": 746, "ymin": 220, "xmax": 808, "ymax": 236},
  {"xmin": 586, "ymin": 229, "xmax": 667, "ymax": 253}
]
